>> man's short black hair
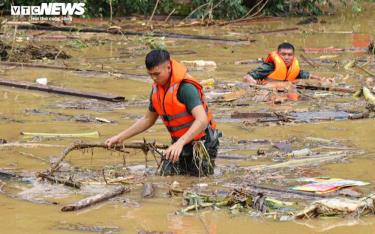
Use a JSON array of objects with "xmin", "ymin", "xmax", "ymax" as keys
[
  {"xmin": 145, "ymin": 49, "xmax": 170, "ymax": 70},
  {"xmin": 277, "ymin": 42, "xmax": 295, "ymax": 52}
]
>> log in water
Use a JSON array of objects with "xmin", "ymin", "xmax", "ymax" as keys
[{"xmin": 61, "ymin": 186, "xmax": 129, "ymax": 212}]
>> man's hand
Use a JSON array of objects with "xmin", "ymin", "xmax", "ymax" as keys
[
  {"xmin": 165, "ymin": 139, "xmax": 185, "ymax": 163},
  {"xmin": 243, "ymin": 74, "xmax": 257, "ymax": 84},
  {"xmin": 163, "ymin": 104, "xmax": 209, "ymax": 163},
  {"xmin": 105, "ymin": 135, "xmax": 122, "ymax": 148},
  {"xmin": 104, "ymin": 110, "xmax": 159, "ymax": 148}
]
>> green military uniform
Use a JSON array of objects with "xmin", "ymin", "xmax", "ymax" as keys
[
  {"xmin": 248, "ymin": 62, "xmax": 310, "ymax": 80},
  {"xmin": 149, "ymin": 81, "xmax": 219, "ymax": 176}
]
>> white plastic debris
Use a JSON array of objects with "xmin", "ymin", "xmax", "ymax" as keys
[
  {"xmin": 181, "ymin": 60, "xmax": 217, "ymax": 68},
  {"xmin": 170, "ymin": 181, "xmax": 180, "ymax": 190},
  {"xmin": 288, "ymin": 148, "xmax": 312, "ymax": 157},
  {"xmin": 194, "ymin": 183, "xmax": 208, "ymax": 189},
  {"xmin": 36, "ymin": 77, "xmax": 48, "ymax": 85},
  {"xmin": 95, "ymin": 117, "xmax": 111, "ymax": 123}
]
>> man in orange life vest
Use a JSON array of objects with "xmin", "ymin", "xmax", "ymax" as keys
[
  {"xmin": 243, "ymin": 42, "xmax": 331, "ymax": 84},
  {"xmin": 105, "ymin": 49, "xmax": 220, "ymax": 176}
]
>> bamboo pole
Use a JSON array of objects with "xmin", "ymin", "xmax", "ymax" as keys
[
  {"xmin": 21, "ymin": 131, "xmax": 100, "ymax": 139},
  {"xmin": 0, "ymin": 142, "xmax": 64, "ymax": 149}
]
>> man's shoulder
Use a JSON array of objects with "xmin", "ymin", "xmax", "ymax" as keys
[
  {"xmin": 179, "ymin": 81, "xmax": 199, "ymax": 92},
  {"xmin": 177, "ymin": 81, "xmax": 201, "ymax": 103}
]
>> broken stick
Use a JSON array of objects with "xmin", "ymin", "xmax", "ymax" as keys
[
  {"xmin": 37, "ymin": 172, "xmax": 81, "ymax": 189},
  {"xmin": 61, "ymin": 186, "xmax": 129, "ymax": 212},
  {"xmin": 49, "ymin": 142, "xmax": 169, "ymax": 174},
  {"xmin": 296, "ymin": 84, "xmax": 356, "ymax": 93}
]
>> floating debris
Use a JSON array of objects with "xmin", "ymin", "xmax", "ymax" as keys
[
  {"xmin": 20, "ymin": 131, "xmax": 100, "ymax": 139},
  {"xmin": 61, "ymin": 186, "xmax": 129, "ymax": 212},
  {"xmin": 181, "ymin": 60, "xmax": 217, "ymax": 69},
  {"xmin": 0, "ymin": 79, "xmax": 126, "ymax": 102},
  {"xmin": 295, "ymin": 194, "xmax": 375, "ymax": 219},
  {"xmin": 142, "ymin": 182, "xmax": 155, "ymax": 198},
  {"xmin": 291, "ymin": 177, "xmax": 369, "ymax": 193},
  {"xmin": 55, "ymin": 222, "xmax": 121, "ymax": 233},
  {"xmin": 0, "ymin": 40, "xmax": 70, "ymax": 62}
]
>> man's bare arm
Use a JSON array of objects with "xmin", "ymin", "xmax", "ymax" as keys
[
  {"xmin": 178, "ymin": 105, "xmax": 208, "ymax": 145},
  {"xmin": 105, "ymin": 110, "xmax": 159, "ymax": 147}
]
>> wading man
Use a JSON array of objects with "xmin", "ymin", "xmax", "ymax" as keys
[
  {"xmin": 243, "ymin": 42, "xmax": 332, "ymax": 84},
  {"xmin": 105, "ymin": 49, "xmax": 220, "ymax": 176}
]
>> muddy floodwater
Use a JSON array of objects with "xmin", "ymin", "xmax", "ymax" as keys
[{"xmin": 1, "ymin": 5, "xmax": 375, "ymax": 234}]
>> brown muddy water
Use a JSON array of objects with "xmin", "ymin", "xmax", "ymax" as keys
[{"xmin": 1, "ymin": 5, "xmax": 375, "ymax": 234}]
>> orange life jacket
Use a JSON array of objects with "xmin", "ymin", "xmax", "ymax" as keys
[
  {"xmin": 264, "ymin": 51, "xmax": 300, "ymax": 81},
  {"xmin": 151, "ymin": 59, "xmax": 216, "ymax": 141}
]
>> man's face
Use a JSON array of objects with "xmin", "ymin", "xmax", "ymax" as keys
[
  {"xmin": 147, "ymin": 61, "xmax": 171, "ymax": 86},
  {"xmin": 278, "ymin": 48, "xmax": 294, "ymax": 67}
]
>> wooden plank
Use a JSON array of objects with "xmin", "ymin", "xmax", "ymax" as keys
[{"xmin": 0, "ymin": 78, "xmax": 125, "ymax": 102}]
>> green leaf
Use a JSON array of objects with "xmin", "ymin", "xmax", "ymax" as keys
[{"xmin": 352, "ymin": 4, "xmax": 361, "ymax": 13}]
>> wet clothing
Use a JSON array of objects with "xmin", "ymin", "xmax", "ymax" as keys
[
  {"xmin": 150, "ymin": 59, "xmax": 215, "ymax": 140},
  {"xmin": 248, "ymin": 62, "xmax": 310, "ymax": 80},
  {"xmin": 149, "ymin": 82, "xmax": 202, "ymax": 114},
  {"xmin": 264, "ymin": 52, "xmax": 301, "ymax": 81},
  {"xmin": 149, "ymin": 59, "xmax": 220, "ymax": 176},
  {"xmin": 159, "ymin": 127, "xmax": 220, "ymax": 176}
]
